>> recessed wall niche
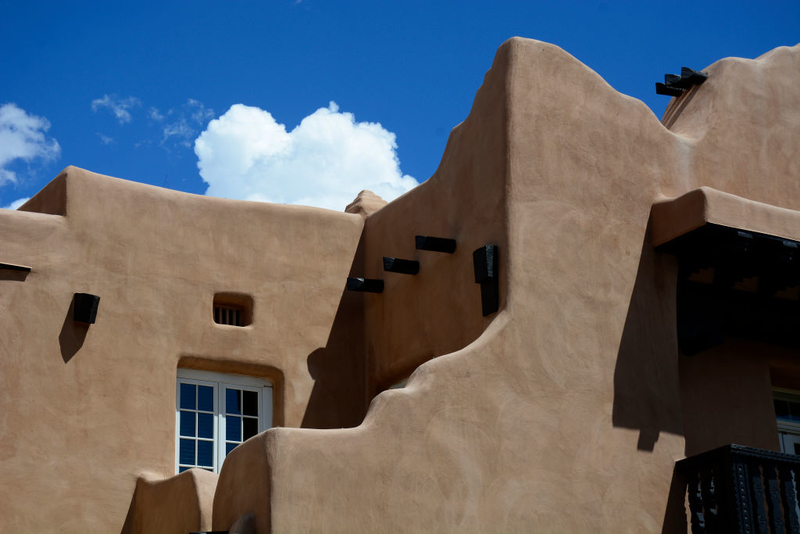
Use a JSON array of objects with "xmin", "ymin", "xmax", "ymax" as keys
[{"xmin": 213, "ymin": 293, "xmax": 253, "ymax": 327}]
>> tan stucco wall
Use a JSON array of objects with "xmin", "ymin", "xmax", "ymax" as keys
[
  {"xmin": 0, "ymin": 168, "xmax": 365, "ymax": 532},
  {"xmin": 359, "ymin": 52, "xmax": 509, "ymax": 392},
  {"xmin": 121, "ymin": 469, "xmax": 217, "ymax": 534},
  {"xmin": 679, "ymin": 341, "xmax": 782, "ymax": 457},
  {"xmin": 213, "ymin": 38, "xmax": 800, "ymax": 533}
]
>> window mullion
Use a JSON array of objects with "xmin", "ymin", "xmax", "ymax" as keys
[{"xmin": 217, "ymin": 382, "xmax": 225, "ymax": 472}]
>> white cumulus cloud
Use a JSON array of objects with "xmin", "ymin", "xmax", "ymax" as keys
[
  {"xmin": 0, "ymin": 103, "xmax": 60, "ymax": 186},
  {"xmin": 2, "ymin": 197, "xmax": 30, "ymax": 210},
  {"xmin": 91, "ymin": 94, "xmax": 141, "ymax": 124},
  {"xmin": 194, "ymin": 102, "xmax": 417, "ymax": 211}
]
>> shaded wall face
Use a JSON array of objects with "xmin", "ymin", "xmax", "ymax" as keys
[
  {"xmin": 663, "ymin": 45, "xmax": 800, "ymax": 211},
  {"xmin": 361, "ymin": 62, "xmax": 509, "ymax": 392},
  {"xmin": 679, "ymin": 341, "xmax": 783, "ymax": 456},
  {"xmin": 220, "ymin": 39, "xmax": 691, "ymax": 534},
  {"xmin": 210, "ymin": 40, "xmax": 800, "ymax": 534},
  {"xmin": 0, "ymin": 167, "xmax": 365, "ymax": 532}
]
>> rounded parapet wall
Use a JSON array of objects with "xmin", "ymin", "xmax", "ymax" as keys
[
  {"xmin": 122, "ymin": 469, "xmax": 217, "ymax": 534},
  {"xmin": 210, "ymin": 38, "xmax": 800, "ymax": 532}
]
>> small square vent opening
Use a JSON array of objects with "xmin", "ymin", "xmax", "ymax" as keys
[{"xmin": 213, "ymin": 293, "xmax": 253, "ymax": 327}]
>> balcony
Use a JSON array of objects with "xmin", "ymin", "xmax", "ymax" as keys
[{"xmin": 677, "ymin": 444, "xmax": 800, "ymax": 533}]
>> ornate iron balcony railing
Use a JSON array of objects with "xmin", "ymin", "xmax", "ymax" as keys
[{"xmin": 677, "ymin": 444, "xmax": 800, "ymax": 533}]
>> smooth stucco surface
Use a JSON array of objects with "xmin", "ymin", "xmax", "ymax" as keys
[
  {"xmin": 652, "ymin": 186, "xmax": 800, "ymax": 247},
  {"xmin": 214, "ymin": 39, "xmax": 800, "ymax": 533},
  {"xmin": 121, "ymin": 469, "xmax": 217, "ymax": 534},
  {"xmin": 0, "ymin": 168, "xmax": 366, "ymax": 532}
]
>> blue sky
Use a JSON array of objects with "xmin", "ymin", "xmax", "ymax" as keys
[{"xmin": 1, "ymin": 1, "xmax": 798, "ymax": 210}]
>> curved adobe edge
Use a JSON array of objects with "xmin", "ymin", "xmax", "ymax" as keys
[
  {"xmin": 214, "ymin": 37, "xmax": 688, "ymax": 533},
  {"xmin": 345, "ymin": 190, "xmax": 387, "ymax": 217},
  {"xmin": 212, "ymin": 35, "xmax": 517, "ymax": 533},
  {"xmin": 357, "ymin": 37, "xmax": 513, "ymax": 389},
  {"xmin": 652, "ymin": 186, "xmax": 800, "ymax": 247},
  {"xmin": 210, "ymin": 39, "xmax": 800, "ymax": 533},
  {"xmin": 18, "ymin": 166, "xmax": 70, "ymax": 216},
  {"xmin": 212, "ymin": 432, "xmax": 272, "ymax": 532},
  {"xmin": 121, "ymin": 469, "xmax": 217, "ymax": 534},
  {"xmin": 661, "ymin": 43, "xmax": 800, "ymax": 209}
]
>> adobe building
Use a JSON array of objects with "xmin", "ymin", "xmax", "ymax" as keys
[{"xmin": 2, "ymin": 38, "xmax": 800, "ymax": 533}]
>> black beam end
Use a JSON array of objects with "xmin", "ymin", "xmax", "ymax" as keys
[
  {"xmin": 473, "ymin": 245, "xmax": 499, "ymax": 316},
  {"xmin": 656, "ymin": 83, "xmax": 684, "ymax": 97},
  {"xmin": 0, "ymin": 262, "xmax": 31, "ymax": 273},
  {"xmin": 415, "ymin": 235, "xmax": 456, "ymax": 254},
  {"xmin": 659, "ymin": 67, "xmax": 708, "ymax": 94},
  {"xmin": 73, "ymin": 293, "xmax": 100, "ymax": 324},
  {"xmin": 681, "ymin": 67, "xmax": 708, "ymax": 86},
  {"xmin": 346, "ymin": 277, "xmax": 384, "ymax": 293},
  {"xmin": 383, "ymin": 257, "xmax": 420, "ymax": 275},
  {"xmin": 473, "ymin": 245, "xmax": 498, "ymax": 284}
]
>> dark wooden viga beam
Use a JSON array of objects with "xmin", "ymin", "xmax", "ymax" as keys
[
  {"xmin": 346, "ymin": 277, "xmax": 384, "ymax": 293},
  {"xmin": 415, "ymin": 236, "xmax": 456, "ymax": 254},
  {"xmin": 473, "ymin": 245, "xmax": 499, "ymax": 316},
  {"xmin": 383, "ymin": 257, "xmax": 419, "ymax": 275},
  {"xmin": 0, "ymin": 261, "xmax": 31, "ymax": 272},
  {"xmin": 656, "ymin": 66, "xmax": 707, "ymax": 96},
  {"xmin": 73, "ymin": 293, "xmax": 100, "ymax": 324}
]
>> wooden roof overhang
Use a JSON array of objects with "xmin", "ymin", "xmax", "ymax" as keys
[{"xmin": 651, "ymin": 188, "xmax": 800, "ymax": 356}]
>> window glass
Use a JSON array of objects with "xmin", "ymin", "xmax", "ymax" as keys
[
  {"xmin": 180, "ymin": 411, "xmax": 195, "ymax": 437},
  {"xmin": 774, "ymin": 389, "xmax": 800, "ymax": 455},
  {"xmin": 179, "ymin": 439, "xmax": 195, "ymax": 465},
  {"xmin": 197, "ymin": 441, "xmax": 214, "ymax": 468},
  {"xmin": 243, "ymin": 417, "xmax": 258, "ymax": 440},
  {"xmin": 775, "ymin": 399, "xmax": 790, "ymax": 420},
  {"xmin": 226, "ymin": 389, "xmax": 241, "ymax": 415},
  {"xmin": 227, "ymin": 416, "xmax": 242, "ymax": 442},
  {"xmin": 176, "ymin": 369, "xmax": 272, "ymax": 474},
  {"xmin": 243, "ymin": 390, "xmax": 258, "ymax": 416},
  {"xmin": 198, "ymin": 413, "xmax": 213, "ymax": 439},
  {"xmin": 198, "ymin": 386, "xmax": 213, "ymax": 412},
  {"xmin": 180, "ymin": 384, "xmax": 195, "ymax": 410}
]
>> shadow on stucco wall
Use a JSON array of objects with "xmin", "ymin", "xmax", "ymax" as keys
[
  {"xmin": 59, "ymin": 297, "xmax": 89, "ymax": 363},
  {"xmin": 301, "ymin": 234, "xmax": 368, "ymax": 429},
  {"xmin": 0, "ymin": 269, "xmax": 29, "ymax": 282},
  {"xmin": 612, "ymin": 224, "xmax": 684, "ymax": 451},
  {"xmin": 661, "ymin": 468, "xmax": 689, "ymax": 534}
]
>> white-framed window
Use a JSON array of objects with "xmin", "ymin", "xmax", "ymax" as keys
[
  {"xmin": 176, "ymin": 369, "xmax": 273, "ymax": 474},
  {"xmin": 774, "ymin": 388, "xmax": 800, "ymax": 455}
]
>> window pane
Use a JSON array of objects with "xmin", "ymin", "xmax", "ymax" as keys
[
  {"xmin": 179, "ymin": 439, "xmax": 195, "ymax": 465},
  {"xmin": 776, "ymin": 400, "xmax": 790, "ymax": 419},
  {"xmin": 226, "ymin": 442, "xmax": 238, "ymax": 456},
  {"xmin": 197, "ymin": 412, "xmax": 213, "ymax": 439},
  {"xmin": 791, "ymin": 402, "xmax": 800, "ymax": 422},
  {"xmin": 243, "ymin": 417, "xmax": 258, "ymax": 440},
  {"xmin": 226, "ymin": 388, "xmax": 241, "ymax": 415},
  {"xmin": 227, "ymin": 416, "xmax": 242, "ymax": 441},
  {"xmin": 243, "ymin": 390, "xmax": 258, "ymax": 416},
  {"xmin": 197, "ymin": 440, "xmax": 213, "ymax": 467},
  {"xmin": 180, "ymin": 411, "xmax": 196, "ymax": 437},
  {"xmin": 180, "ymin": 383, "xmax": 196, "ymax": 410},
  {"xmin": 198, "ymin": 386, "xmax": 213, "ymax": 412},
  {"xmin": 179, "ymin": 466, "xmax": 190, "ymax": 473}
]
